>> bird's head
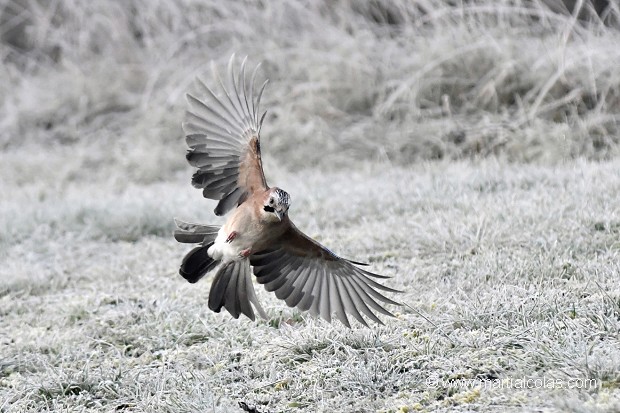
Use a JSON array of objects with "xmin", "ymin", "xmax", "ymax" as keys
[{"xmin": 262, "ymin": 187, "xmax": 290, "ymax": 222}]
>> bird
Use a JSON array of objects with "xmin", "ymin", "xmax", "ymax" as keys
[{"xmin": 174, "ymin": 55, "xmax": 400, "ymax": 327}]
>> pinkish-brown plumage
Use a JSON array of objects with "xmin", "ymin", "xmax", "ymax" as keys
[{"xmin": 175, "ymin": 55, "xmax": 399, "ymax": 326}]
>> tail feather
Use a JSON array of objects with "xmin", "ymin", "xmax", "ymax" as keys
[
  {"xmin": 179, "ymin": 242, "xmax": 218, "ymax": 283},
  {"xmin": 209, "ymin": 260, "xmax": 267, "ymax": 321},
  {"xmin": 175, "ymin": 218, "xmax": 267, "ymax": 321},
  {"xmin": 236, "ymin": 264, "xmax": 254, "ymax": 320},
  {"xmin": 174, "ymin": 218, "xmax": 220, "ymax": 244}
]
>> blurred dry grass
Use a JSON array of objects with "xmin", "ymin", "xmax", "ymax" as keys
[
  {"xmin": 1, "ymin": 0, "xmax": 619, "ymax": 177},
  {"xmin": 2, "ymin": 0, "xmax": 620, "ymax": 412}
]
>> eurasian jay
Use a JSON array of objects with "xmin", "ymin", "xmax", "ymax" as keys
[{"xmin": 174, "ymin": 55, "xmax": 399, "ymax": 327}]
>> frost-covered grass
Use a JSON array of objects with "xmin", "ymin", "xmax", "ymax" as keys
[
  {"xmin": 2, "ymin": 0, "xmax": 620, "ymax": 412},
  {"xmin": 2, "ymin": 162, "xmax": 620, "ymax": 412}
]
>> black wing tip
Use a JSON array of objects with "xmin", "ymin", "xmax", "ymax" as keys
[
  {"xmin": 245, "ymin": 312, "xmax": 256, "ymax": 322},
  {"xmin": 330, "ymin": 309, "xmax": 388, "ymax": 330},
  {"xmin": 360, "ymin": 268, "xmax": 393, "ymax": 279},
  {"xmin": 191, "ymin": 170, "xmax": 207, "ymax": 188},
  {"xmin": 186, "ymin": 150, "xmax": 203, "ymax": 167},
  {"xmin": 347, "ymin": 259, "xmax": 370, "ymax": 266},
  {"xmin": 213, "ymin": 200, "xmax": 230, "ymax": 216},
  {"xmin": 337, "ymin": 317, "xmax": 351, "ymax": 329},
  {"xmin": 374, "ymin": 317, "xmax": 386, "ymax": 326}
]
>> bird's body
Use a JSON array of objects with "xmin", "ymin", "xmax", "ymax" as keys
[
  {"xmin": 174, "ymin": 55, "xmax": 399, "ymax": 327},
  {"xmin": 208, "ymin": 188, "xmax": 288, "ymax": 263}
]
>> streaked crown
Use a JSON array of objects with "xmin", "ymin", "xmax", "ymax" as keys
[{"xmin": 271, "ymin": 188, "xmax": 290, "ymax": 208}]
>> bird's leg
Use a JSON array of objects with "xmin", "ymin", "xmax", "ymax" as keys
[
  {"xmin": 226, "ymin": 231, "xmax": 238, "ymax": 243},
  {"xmin": 239, "ymin": 248, "xmax": 251, "ymax": 258}
]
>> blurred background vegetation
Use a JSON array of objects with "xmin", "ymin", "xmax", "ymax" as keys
[{"xmin": 1, "ymin": 0, "xmax": 619, "ymax": 185}]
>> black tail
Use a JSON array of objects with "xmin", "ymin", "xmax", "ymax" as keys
[
  {"xmin": 175, "ymin": 218, "xmax": 221, "ymax": 283},
  {"xmin": 174, "ymin": 218, "xmax": 266, "ymax": 320},
  {"xmin": 208, "ymin": 260, "xmax": 267, "ymax": 321},
  {"xmin": 179, "ymin": 243, "xmax": 219, "ymax": 283}
]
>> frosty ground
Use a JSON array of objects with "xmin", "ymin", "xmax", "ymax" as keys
[{"xmin": 2, "ymin": 159, "xmax": 620, "ymax": 412}]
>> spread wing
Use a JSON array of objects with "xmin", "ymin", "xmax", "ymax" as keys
[
  {"xmin": 249, "ymin": 222, "xmax": 400, "ymax": 327},
  {"xmin": 183, "ymin": 55, "xmax": 269, "ymax": 216}
]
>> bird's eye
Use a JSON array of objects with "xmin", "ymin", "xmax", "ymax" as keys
[
  {"xmin": 269, "ymin": 198, "xmax": 274, "ymax": 205},
  {"xmin": 264, "ymin": 205, "xmax": 275, "ymax": 213}
]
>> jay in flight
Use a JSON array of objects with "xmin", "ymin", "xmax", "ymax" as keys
[{"xmin": 174, "ymin": 55, "xmax": 400, "ymax": 327}]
